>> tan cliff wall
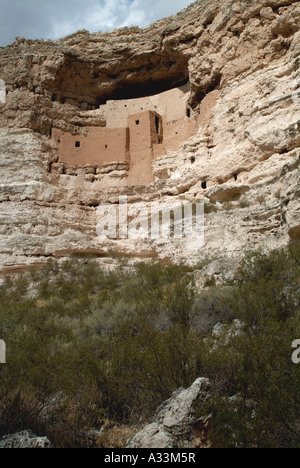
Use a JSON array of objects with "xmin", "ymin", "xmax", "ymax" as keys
[{"xmin": 0, "ymin": 0, "xmax": 299, "ymax": 272}]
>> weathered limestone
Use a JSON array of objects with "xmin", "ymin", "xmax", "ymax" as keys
[
  {"xmin": 0, "ymin": 430, "xmax": 52, "ymax": 448},
  {"xmin": 126, "ymin": 378, "xmax": 211, "ymax": 449},
  {"xmin": 0, "ymin": 0, "xmax": 299, "ymax": 271}
]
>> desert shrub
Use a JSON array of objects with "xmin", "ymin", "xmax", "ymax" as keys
[
  {"xmin": 195, "ymin": 243, "xmax": 300, "ymax": 448},
  {"xmin": 0, "ymin": 259, "xmax": 199, "ymax": 445},
  {"xmin": 199, "ymin": 315, "xmax": 300, "ymax": 447},
  {"xmin": 106, "ymin": 321, "xmax": 203, "ymax": 420},
  {"xmin": 190, "ymin": 286, "xmax": 236, "ymax": 334},
  {"xmin": 0, "ymin": 246, "xmax": 299, "ymax": 447}
]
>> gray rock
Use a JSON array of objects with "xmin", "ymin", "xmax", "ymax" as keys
[
  {"xmin": 212, "ymin": 319, "xmax": 245, "ymax": 340},
  {"xmin": 126, "ymin": 378, "xmax": 210, "ymax": 448},
  {"xmin": 0, "ymin": 430, "xmax": 52, "ymax": 448}
]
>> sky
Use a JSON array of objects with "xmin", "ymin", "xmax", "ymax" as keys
[{"xmin": 0, "ymin": 0, "xmax": 194, "ymax": 47}]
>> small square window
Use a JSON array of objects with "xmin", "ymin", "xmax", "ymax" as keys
[
  {"xmin": 136, "ymin": 120, "xmax": 140, "ymax": 125},
  {"xmin": 75, "ymin": 141, "xmax": 80, "ymax": 148}
]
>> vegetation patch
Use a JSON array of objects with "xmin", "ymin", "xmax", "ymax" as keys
[{"xmin": 0, "ymin": 244, "xmax": 299, "ymax": 448}]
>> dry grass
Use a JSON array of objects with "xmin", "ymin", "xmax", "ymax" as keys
[{"xmin": 97, "ymin": 423, "xmax": 143, "ymax": 448}]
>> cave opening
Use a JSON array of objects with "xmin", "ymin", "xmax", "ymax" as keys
[
  {"xmin": 52, "ymin": 53, "xmax": 190, "ymax": 107},
  {"xmin": 99, "ymin": 76, "xmax": 190, "ymax": 106}
]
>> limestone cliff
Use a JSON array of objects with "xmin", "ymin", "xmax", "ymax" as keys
[{"xmin": 0, "ymin": 0, "xmax": 299, "ymax": 272}]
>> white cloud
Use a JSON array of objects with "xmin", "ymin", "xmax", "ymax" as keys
[{"xmin": 0, "ymin": 0, "xmax": 193, "ymax": 46}]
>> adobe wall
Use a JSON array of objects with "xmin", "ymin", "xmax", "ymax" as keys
[
  {"xmin": 50, "ymin": 83, "xmax": 211, "ymax": 186},
  {"xmin": 104, "ymin": 83, "xmax": 190, "ymax": 128},
  {"xmin": 126, "ymin": 111, "xmax": 162, "ymax": 185},
  {"xmin": 53, "ymin": 127, "xmax": 129, "ymax": 167},
  {"xmin": 153, "ymin": 117, "xmax": 198, "ymax": 159},
  {"xmin": 153, "ymin": 89, "xmax": 220, "ymax": 159}
]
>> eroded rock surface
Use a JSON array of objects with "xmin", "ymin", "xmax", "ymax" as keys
[
  {"xmin": 126, "ymin": 378, "xmax": 211, "ymax": 448},
  {"xmin": 0, "ymin": 0, "xmax": 299, "ymax": 271},
  {"xmin": 0, "ymin": 430, "xmax": 52, "ymax": 448}
]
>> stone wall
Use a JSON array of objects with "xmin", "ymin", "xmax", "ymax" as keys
[
  {"xmin": 104, "ymin": 83, "xmax": 191, "ymax": 128},
  {"xmin": 51, "ymin": 85, "xmax": 201, "ymax": 186},
  {"xmin": 52, "ymin": 127, "xmax": 129, "ymax": 167},
  {"xmin": 127, "ymin": 110, "xmax": 162, "ymax": 185},
  {"xmin": 52, "ymin": 110, "xmax": 163, "ymax": 185}
]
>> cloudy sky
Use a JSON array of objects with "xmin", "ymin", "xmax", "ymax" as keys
[{"xmin": 0, "ymin": 0, "xmax": 193, "ymax": 47}]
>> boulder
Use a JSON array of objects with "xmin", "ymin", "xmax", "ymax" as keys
[
  {"xmin": 126, "ymin": 378, "xmax": 211, "ymax": 448},
  {"xmin": 0, "ymin": 430, "xmax": 52, "ymax": 449}
]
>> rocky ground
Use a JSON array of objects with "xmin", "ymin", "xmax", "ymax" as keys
[
  {"xmin": 0, "ymin": 430, "xmax": 52, "ymax": 448},
  {"xmin": 0, "ymin": 378, "xmax": 211, "ymax": 449}
]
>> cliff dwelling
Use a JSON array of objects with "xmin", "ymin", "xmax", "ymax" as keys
[{"xmin": 51, "ymin": 83, "xmax": 198, "ymax": 186}]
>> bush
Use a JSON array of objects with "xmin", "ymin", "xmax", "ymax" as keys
[
  {"xmin": 0, "ymin": 259, "xmax": 198, "ymax": 445},
  {"xmin": 0, "ymin": 246, "xmax": 299, "ymax": 447},
  {"xmin": 195, "ymin": 243, "xmax": 300, "ymax": 448}
]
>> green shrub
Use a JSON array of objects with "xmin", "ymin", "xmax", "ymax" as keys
[
  {"xmin": 195, "ymin": 243, "xmax": 300, "ymax": 448},
  {"xmin": 0, "ymin": 246, "xmax": 299, "ymax": 447}
]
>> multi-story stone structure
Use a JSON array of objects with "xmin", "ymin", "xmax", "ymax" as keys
[{"xmin": 51, "ymin": 84, "xmax": 197, "ymax": 185}]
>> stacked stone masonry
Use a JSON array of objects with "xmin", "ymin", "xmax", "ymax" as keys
[{"xmin": 51, "ymin": 84, "xmax": 199, "ymax": 186}]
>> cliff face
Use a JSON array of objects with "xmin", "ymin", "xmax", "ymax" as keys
[{"xmin": 0, "ymin": 0, "xmax": 299, "ymax": 272}]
